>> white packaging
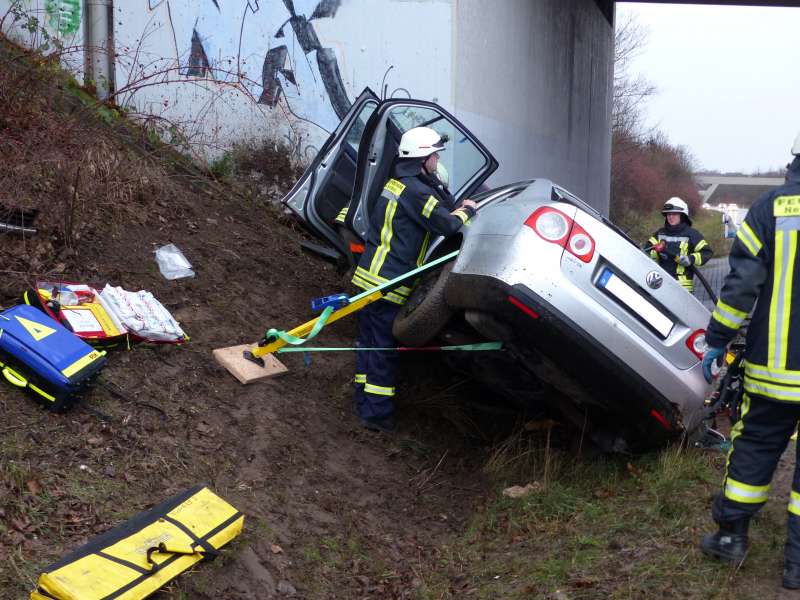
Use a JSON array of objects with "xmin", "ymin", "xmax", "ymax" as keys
[
  {"xmin": 99, "ymin": 285, "xmax": 187, "ymax": 342},
  {"xmin": 154, "ymin": 244, "xmax": 195, "ymax": 280}
]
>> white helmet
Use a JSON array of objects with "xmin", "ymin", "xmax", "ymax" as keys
[
  {"xmin": 792, "ymin": 131, "xmax": 800, "ymax": 156},
  {"xmin": 662, "ymin": 196, "xmax": 691, "ymax": 224},
  {"xmin": 436, "ymin": 162, "xmax": 449, "ymax": 187},
  {"xmin": 398, "ymin": 127, "xmax": 445, "ymax": 159}
]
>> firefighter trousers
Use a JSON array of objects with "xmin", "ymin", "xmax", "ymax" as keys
[
  {"xmin": 353, "ymin": 300, "xmax": 401, "ymax": 420},
  {"xmin": 713, "ymin": 392, "xmax": 800, "ymax": 562}
]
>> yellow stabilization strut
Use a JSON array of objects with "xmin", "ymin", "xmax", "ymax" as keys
[{"xmin": 248, "ymin": 290, "xmax": 383, "ymax": 358}]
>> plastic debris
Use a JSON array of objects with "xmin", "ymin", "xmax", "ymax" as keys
[
  {"xmin": 502, "ymin": 482, "xmax": 542, "ymax": 499},
  {"xmin": 154, "ymin": 243, "xmax": 195, "ymax": 280}
]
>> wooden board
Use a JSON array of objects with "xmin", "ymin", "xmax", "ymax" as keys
[{"xmin": 212, "ymin": 344, "xmax": 288, "ymax": 384}]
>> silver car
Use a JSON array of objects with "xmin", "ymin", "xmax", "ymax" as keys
[{"xmin": 283, "ymin": 89, "xmax": 712, "ymax": 452}]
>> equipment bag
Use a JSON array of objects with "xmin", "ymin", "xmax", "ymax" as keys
[
  {"xmin": 22, "ymin": 281, "xmax": 188, "ymax": 347},
  {"xmin": 0, "ymin": 304, "xmax": 106, "ymax": 411},
  {"xmin": 23, "ymin": 281, "xmax": 128, "ymax": 348},
  {"xmin": 31, "ymin": 485, "xmax": 244, "ymax": 600}
]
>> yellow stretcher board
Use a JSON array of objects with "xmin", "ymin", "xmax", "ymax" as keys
[{"xmin": 31, "ymin": 485, "xmax": 244, "ymax": 600}]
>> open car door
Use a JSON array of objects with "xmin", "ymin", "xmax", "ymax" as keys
[
  {"xmin": 345, "ymin": 100, "xmax": 499, "ymax": 241},
  {"xmin": 281, "ymin": 88, "xmax": 379, "ymax": 256}
]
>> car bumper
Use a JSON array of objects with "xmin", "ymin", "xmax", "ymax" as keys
[{"xmin": 446, "ymin": 271, "xmax": 708, "ymax": 450}]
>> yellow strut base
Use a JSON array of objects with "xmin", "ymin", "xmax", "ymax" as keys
[
  {"xmin": 251, "ymin": 290, "xmax": 383, "ymax": 358},
  {"xmin": 212, "ymin": 344, "xmax": 288, "ymax": 384}
]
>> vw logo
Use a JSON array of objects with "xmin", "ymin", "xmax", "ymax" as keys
[{"xmin": 646, "ymin": 271, "xmax": 663, "ymax": 290}]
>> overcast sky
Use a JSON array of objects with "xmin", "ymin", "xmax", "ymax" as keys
[{"xmin": 617, "ymin": 2, "xmax": 799, "ymax": 174}]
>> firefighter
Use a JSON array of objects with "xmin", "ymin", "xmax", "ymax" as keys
[
  {"xmin": 699, "ymin": 133, "xmax": 800, "ymax": 589},
  {"xmin": 351, "ymin": 127, "xmax": 476, "ymax": 432},
  {"xmin": 645, "ymin": 197, "xmax": 712, "ymax": 292}
]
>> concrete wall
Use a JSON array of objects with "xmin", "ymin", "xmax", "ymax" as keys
[
  {"xmin": 1, "ymin": 0, "xmax": 86, "ymax": 75},
  {"xmin": 1, "ymin": 0, "xmax": 614, "ymax": 212},
  {"xmin": 112, "ymin": 0, "xmax": 453, "ymax": 163},
  {"xmin": 453, "ymin": 0, "xmax": 613, "ymax": 212}
]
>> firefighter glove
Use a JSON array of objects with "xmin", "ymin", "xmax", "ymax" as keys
[
  {"xmin": 702, "ymin": 346, "xmax": 726, "ymax": 383},
  {"xmin": 653, "ymin": 241, "xmax": 666, "ymax": 252},
  {"xmin": 676, "ymin": 255, "xmax": 693, "ymax": 267}
]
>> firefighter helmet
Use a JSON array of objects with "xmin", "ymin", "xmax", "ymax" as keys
[
  {"xmin": 662, "ymin": 197, "xmax": 691, "ymax": 225},
  {"xmin": 398, "ymin": 127, "xmax": 446, "ymax": 159}
]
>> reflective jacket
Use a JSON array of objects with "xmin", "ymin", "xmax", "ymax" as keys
[
  {"xmin": 351, "ymin": 160, "xmax": 474, "ymax": 305},
  {"xmin": 706, "ymin": 161, "xmax": 800, "ymax": 403},
  {"xmin": 646, "ymin": 221, "xmax": 712, "ymax": 291}
]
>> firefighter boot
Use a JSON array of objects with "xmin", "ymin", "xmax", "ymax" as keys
[
  {"xmin": 699, "ymin": 520, "xmax": 749, "ymax": 563},
  {"xmin": 784, "ymin": 562, "xmax": 800, "ymax": 589}
]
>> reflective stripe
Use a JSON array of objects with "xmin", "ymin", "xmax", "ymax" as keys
[
  {"xmin": 364, "ymin": 383, "xmax": 395, "ymax": 396},
  {"xmin": 452, "ymin": 209, "xmax": 469, "ymax": 225},
  {"xmin": 354, "ymin": 266, "xmax": 388, "ymax": 286},
  {"xmin": 657, "ymin": 235, "xmax": 689, "ymax": 243},
  {"xmin": 335, "ymin": 206, "xmax": 348, "ymax": 224},
  {"xmin": 354, "ymin": 373, "xmax": 366, "ymax": 384},
  {"xmin": 724, "ymin": 476, "xmax": 770, "ymax": 504},
  {"xmin": 777, "ymin": 216, "xmax": 800, "ymax": 231},
  {"xmin": 647, "ymin": 236, "xmax": 658, "ymax": 260},
  {"xmin": 790, "ymin": 491, "xmax": 800, "ymax": 516},
  {"xmin": 369, "ymin": 199, "xmax": 398, "ymax": 276},
  {"xmin": 744, "ymin": 360, "xmax": 800, "ymax": 385},
  {"xmin": 774, "ymin": 195, "xmax": 800, "ymax": 217},
  {"xmin": 692, "ymin": 252, "xmax": 702, "ymax": 265},
  {"xmin": 725, "ymin": 393, "xmax": 750, "ymax": 478},
  {"xmin": 383, "ymin": 291, "xmax": 408, "ymax": 305},
  {"xmin": 695, "ymin": 239, "xmax": 709, "ymax": 251},
  {"xmin": 384, "ymin": 179, "xmax": 406, "ymax": 197},
  {"xmin": 416, "ymin": 232, "xmax": 430, "ymax": 267},
  {"xmin": 62, "ymin": 350, "xmax": 103, "ymax": 378},
  {"xmin": 422, "ymin": 196, "xmax": 438, "ymax": 218},
  {"xmin": 29, "ymin": 383, "xmax": 55, "ymax": 402},
  {"xmin": 351, "ymin": 275, "xmax": 374, "ymax": 292},
  {"xmin": 711, "ymin": 300, "xmax": 748, "ymax": 330},
  {"xmin": 677, "ymin": 275, "xmax": 693, "ymax": 291},
  {"xmin": 736, "ymin": 221, "xmax": 762, "ymax": 256},
  {"xmin": 744, "ymin": 377, "xmax": 800, "ymax": 402},
  {"xmin": 769, "ymin": 230, "xmax": 796, "ymax": 369},
  {"xmin": 676, "ymin": 241, "xmax": 689, "ymax": 276}
]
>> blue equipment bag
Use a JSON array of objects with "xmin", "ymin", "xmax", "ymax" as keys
[{"xmin": 0, "ymin": 304, "xmax": 107, "ymax": 411}]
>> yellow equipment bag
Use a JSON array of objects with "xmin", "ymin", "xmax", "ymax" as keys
[{"xmin": 31, "ymin": 485, "xmax": 244, "ymax": 600}]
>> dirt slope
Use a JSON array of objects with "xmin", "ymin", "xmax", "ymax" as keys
[{"xmin": 0, "ymin": 40, "xmax": 491, "ymax": 598}]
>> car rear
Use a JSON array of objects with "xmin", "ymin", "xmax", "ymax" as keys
[{"xmin": 445, "ymin": 180, "xmax": 712, "ymax": 451}]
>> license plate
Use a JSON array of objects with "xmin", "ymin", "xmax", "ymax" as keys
[{"xmin": 597, "ymin": 269, "xmax": 673, "ymax": 337}]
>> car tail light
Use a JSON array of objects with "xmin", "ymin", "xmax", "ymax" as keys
[
  {"xmin": 524, "ymin": 207, "xmax": 595, "ymax": 263},
  {"xmin": 686, "ymin": 329, "xmax": 708, "ymax": 360}
]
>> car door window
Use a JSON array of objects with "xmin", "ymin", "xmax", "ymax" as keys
[
  {"xmin": 349, "ymin": 99, "xmax": 498, "ymax": 241},
  {"xmin": 280, "ymin": 87, "xmax": 379, "ymax": 255},
  {"xmin": 385, "ymin": 106, "xmax": 490, "ymax": 199},
  {"xmin": 345, "ymin": 102, "xmax": 377, "ymax": 155}
]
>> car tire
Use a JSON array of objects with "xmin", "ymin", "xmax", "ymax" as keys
[{"xmin": 392, "ymin": 262, "xmax": 455, "ymax": 347}]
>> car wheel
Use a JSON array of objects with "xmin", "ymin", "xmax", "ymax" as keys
[{"xmin": 392, "ymin": 262, "xmax": 455, "ymax": 347}]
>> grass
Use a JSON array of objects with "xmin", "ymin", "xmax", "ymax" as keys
[{"xmin": 414, "ymin": 440, "xmax": 789, "ymax": 599}]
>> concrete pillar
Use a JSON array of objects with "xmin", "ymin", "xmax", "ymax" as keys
[{"xmin": 84, "ymin": 0, "xmax": 114, "ymax": 100}]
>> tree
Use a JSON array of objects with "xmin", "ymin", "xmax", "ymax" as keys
[{"xmin": 612, "ymin": 13, "xmax": 656, "ymax": 138}]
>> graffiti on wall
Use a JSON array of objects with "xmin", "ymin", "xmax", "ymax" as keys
[
  {"xmin": 46, "ymin": 0, "xmax": 81, "ymax": 35},
  {"xmin": 149, "ymin": 0, "xmax": 352, "ymax": 133}
]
